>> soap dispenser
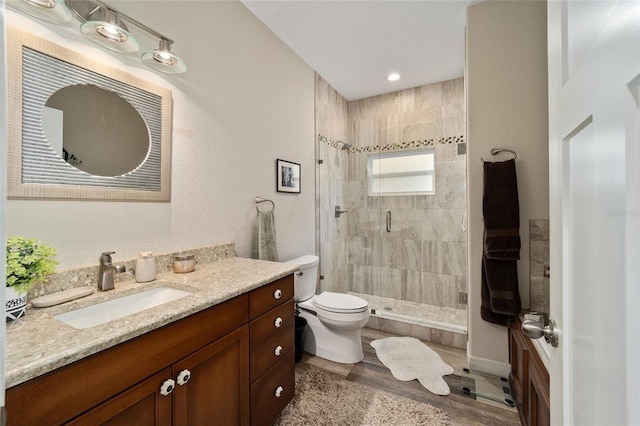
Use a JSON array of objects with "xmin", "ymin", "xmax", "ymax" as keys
[{"xmin": 135, "ymin": 252, "xmax": 157, "ymax": 283}]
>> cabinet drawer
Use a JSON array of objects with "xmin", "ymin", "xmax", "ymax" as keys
[
  {"xmin": 249, "ymin": 275, "xmax": 294, "ymax": 319},
  {"xmin": 250, "ymin": 324, "xmax": 294, "ymax": 381},
  {"xmin": 250, "ymin": 300, "xmax": 294, "ymax": 351},
  {"xmin": 250, "ymin": 351, "xmax": 295, "ymax": 426}
]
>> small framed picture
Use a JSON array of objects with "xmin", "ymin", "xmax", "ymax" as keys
[{"xmin": 276, "ymin": 159, "xmax": 301, "ymax": 193}]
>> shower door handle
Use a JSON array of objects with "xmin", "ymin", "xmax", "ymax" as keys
[
  {"xmin": 386, "ymin": 210, "xmax": 391, "ymax": 233},
  {"xmin": 335, "ymin": 206, "xmax": 348, "ymax": 218}
]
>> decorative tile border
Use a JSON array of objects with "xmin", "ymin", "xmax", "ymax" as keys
[
  {"xmin": 28, "ymin": 243, "xmax": 236, "ymax": 299},
  {"xmin": 318, "ymin": 134, "xmax": 465, "ymax": 154}
]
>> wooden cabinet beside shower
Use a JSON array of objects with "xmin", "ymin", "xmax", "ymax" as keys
[{"xmin": 509, "ymin": 317, "xmax": 550, "ymax": 426}]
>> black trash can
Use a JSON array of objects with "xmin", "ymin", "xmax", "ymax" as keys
[{"xmin": 294, "ymin": 315, "xmax": 308, "ymax": 363}]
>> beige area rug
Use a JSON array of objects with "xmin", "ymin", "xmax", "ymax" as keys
[
  {"xmin": 273, "ymin": 366, "xmax": 449, "ymax": 426},
  {"xmin": 371, "ymin": 337, "xmax": 454, "ymax": 396}
]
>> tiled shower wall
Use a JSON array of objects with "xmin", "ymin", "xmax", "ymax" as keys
[
  {"xmin": 315, "ymin": 75, "xmax": 468, "ymax": 313},
  {"xmin": 529, "ymin": 219, "xmax": 550, "ymax": 313},
  {"xmin": 346, "ymin": 78, "xmax": 468, "ymax": 311}
]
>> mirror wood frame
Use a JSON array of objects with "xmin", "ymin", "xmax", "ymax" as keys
[{"xmin": 7, "ymin": 26, "xmax": 172, "ymax": 201}]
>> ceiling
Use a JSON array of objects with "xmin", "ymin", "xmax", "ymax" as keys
[{"xmin": 241, "ymin": 0, "xmax": 480, "ymax": 101}]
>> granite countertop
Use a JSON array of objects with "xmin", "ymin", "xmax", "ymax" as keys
[{"xmin": 5, "ymin": 257, "xmax": 298, "ymax": 388}]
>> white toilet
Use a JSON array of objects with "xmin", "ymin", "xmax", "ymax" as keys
[{"xmin": 287, "ymin": 255, "xmax": 370, "ymax": 364}]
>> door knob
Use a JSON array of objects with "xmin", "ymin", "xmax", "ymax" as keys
[{"xmin": 522, "ymin": 315, "xmax": 558, "ymax": 347}]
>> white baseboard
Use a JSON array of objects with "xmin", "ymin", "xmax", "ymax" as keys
[{"xmin": 467, "ymin": 353, "xmax": 511, "ymax": 378}]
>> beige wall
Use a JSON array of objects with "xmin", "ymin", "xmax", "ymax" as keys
[
  {"xmin": 6, "ymin": 1, "xmax": 316, "ymax": 269},
  {"xmin": 466, "ymin": 0, "xmax": 549, "ymax": 374}
]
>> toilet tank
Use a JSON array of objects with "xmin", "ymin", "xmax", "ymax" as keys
[{"xmin": 286, "ymin": 255, "xmax": 319, "ymax": 302}]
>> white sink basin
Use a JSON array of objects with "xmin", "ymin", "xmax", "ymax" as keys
[{"xmin": 55, "ymin": 287, "xmax": 193, "ymax": 329}]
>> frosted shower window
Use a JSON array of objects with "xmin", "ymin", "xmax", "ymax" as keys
[{"xmin": 367, "ymin": 149, "xmax": 435, "ymax": 196}]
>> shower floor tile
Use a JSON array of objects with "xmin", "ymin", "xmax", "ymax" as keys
[{"xmin": 349, "ymin": 292, "xmax": 467, "ymax": 329}]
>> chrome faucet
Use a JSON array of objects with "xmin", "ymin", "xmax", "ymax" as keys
[{"xmin": 98, "ymin": 251, "xmax": 126, "ymax": 291}]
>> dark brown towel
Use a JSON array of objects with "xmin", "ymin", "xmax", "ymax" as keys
[
  {"xmin": 481, "ymin": 256, "xmax": 520, "ymax": 326},
  {"xmin": 481, "ymin": 159, "xmax": 521, "ymax": 326},
  {"xmin": 483, "ymin": 159, "xmax": 521, "ymax": 260}
]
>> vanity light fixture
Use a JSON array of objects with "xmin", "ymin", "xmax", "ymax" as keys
[
  {"xmin": 80, "ymin": 8, "xmax": 139, "ymax": 53},
  {"xmin": 6, "ymin": 0, "xmax": 73, "ymax": 25},
  {"xmin": 8, "ymin": 0, "xmax": 187, "ymax": 74},
  {"xmin": 141, "ymin": 38, "xmax": 188, "ymax": 74},
  {"xmin": 387, "ymin": 73, "xmax": 400, "ymax": 82}
]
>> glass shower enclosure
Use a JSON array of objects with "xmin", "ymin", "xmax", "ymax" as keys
[{"xmin": 317, "ymin": 124, "xmax": 468, "ymax": 335}]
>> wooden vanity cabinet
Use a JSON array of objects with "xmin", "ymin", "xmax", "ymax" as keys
[
  {"xmin": 68, "ymin": 368, "xmax": 174, "ymax": 426},
  {"xmin": 68, "ymin": 327, "xmax": 250, "ymax": 426},
  {"xmin": 5, "ymin": 274, "xmax": 295, "ymax": 426},
  {"xmin": 509, "ymin": 317, "xmax": 550, "ymax": 426},
  {"xmin": 248, "ymin": 277, "xmax": 295, "ymax": 426}
]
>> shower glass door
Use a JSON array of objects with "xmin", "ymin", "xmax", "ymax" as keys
[
  {"xmin": 316, "ymin": 134, "xmax": 349, "ymax": 295},
  {"xmin": 317, "ymin": 124, "xmax": 468, "ymax": 331},
  {"xmin": 354, "ymin": 123, "xmax": 468, "ymax": 331}
]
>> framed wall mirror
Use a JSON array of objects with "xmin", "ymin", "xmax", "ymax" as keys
[{"xmin": 7, "ymin": 26, "xmax": 172, "ymax": 201}]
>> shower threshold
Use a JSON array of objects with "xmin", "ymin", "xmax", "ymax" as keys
[{"xmin": 350, "ymin": 292, "xmax": 468, "ymax": 349}]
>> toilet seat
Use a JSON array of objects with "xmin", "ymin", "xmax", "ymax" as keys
[
  {"xmin": 312, "ymin": 292, "xmax": 368, "ymax": 314},
  {"xmin": 298, "ymin": 293, "xmax": 370, "ymax": 325}
]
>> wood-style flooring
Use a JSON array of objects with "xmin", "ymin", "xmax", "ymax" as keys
[{"xmin": 295, "ymin": 328, "xmax": 520, "ymax": 426}]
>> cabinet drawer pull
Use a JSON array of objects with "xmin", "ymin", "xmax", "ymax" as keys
[
  {"xmin": 160, "ymin": 379, "xmax": 176, "ymax": 396},
  {"xmin": 177, "ymin": 369, "xmax": 191, "ymax": 386},
  {"xmin": 273, "ymin": 289, "xmax": 282, "ymax": 299},
  {"xmin": 274, "ymin": 317, "xmax": 283, "ymax": 328},
  {"xmin": 275, "ymin": 386, "xmax": 284, "ymax": 398},
  {"xmin": 274, "ymin": 345, "xmax": 283, "ymax": 356}
]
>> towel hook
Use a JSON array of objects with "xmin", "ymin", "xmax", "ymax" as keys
[
  {"xmin": 255, "ymin": 196, "xmax": 275, "ymax": 211},
  {"xmin": 481, "ymin": 148, "xmax": 517, "ymax": 162}
]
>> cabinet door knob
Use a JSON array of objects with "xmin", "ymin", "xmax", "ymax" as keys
[
  {"xmin": 274, "ymin": 317, "xmax": 283, "ymax": 328},
  {"xmin": 274, "ymin": 386, "xmax": 284, "ymax": 398},
  {"xmin": 274, "ymin": 345, "xmax": 283, "ymax": 356},
  {"xmin": 160, "ymin": 379, "xmax": 176, "ymax": 396},
  {"xmin": 177, "ymin": 369, "xmax": 191, "ymax": 386},
  {"xmin": 273, "ymin": 289, "xmax": 282, "ymax": 299}
]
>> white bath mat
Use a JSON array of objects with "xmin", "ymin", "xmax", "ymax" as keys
[{"xmin": 371, "ymin": 337, "xmax": 454, "ymax": 396}]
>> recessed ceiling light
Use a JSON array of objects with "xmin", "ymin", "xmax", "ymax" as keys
[{"xmin": 387, "ymin": 73, "xmax": 400, "ymax": 81}]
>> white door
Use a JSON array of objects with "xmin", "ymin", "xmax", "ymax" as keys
[{"xmin": 548, "ymin": 1, "xmax": 640, "ymax": 425}]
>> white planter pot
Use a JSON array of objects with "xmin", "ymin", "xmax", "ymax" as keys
[{"xmin": 5, "ymin": 286, "xmax": 28, "ymax": 321}]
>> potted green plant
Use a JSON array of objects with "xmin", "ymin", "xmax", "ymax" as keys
[{"xmin": 5, "ymin": 236, "xmax": 58, "ymax": 321}]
